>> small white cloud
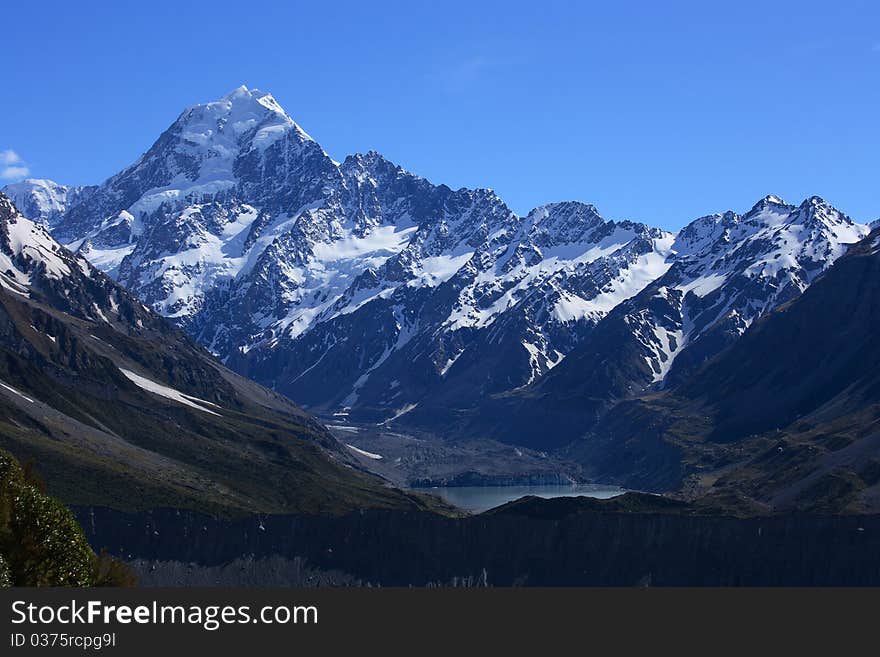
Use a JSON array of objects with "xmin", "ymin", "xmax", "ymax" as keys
[
  {"xmin": 0, "ymin": 150, "xmax": 30, "ymax": 180},
  {"xmin": 1, "ymin": 150, "xmax": 23, "ymax": 165},
  {"xmin": 1, "ymin": 166, "xmax": 30, "ymax": 180}
]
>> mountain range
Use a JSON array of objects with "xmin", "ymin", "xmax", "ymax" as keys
[
  {"xmin": 0, "ymin": 191, "xmax": 433, "ymax": 515},
  {"xmin": 460, "ymin": 195, "xmax": 868, "ymax": 448},
  {"xmin": 4, "ymin": 85, "xmax": 876, "ymax": 506}
]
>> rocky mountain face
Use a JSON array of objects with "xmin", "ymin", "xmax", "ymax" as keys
[
  {"xmin": 0, "ymin": 192, "xmax": 433, "ymax": 515},
  {"xmin": 15, "ymin": 87, "xmax": 871, "ymax": 454},
  {"xmin": 458, "ymin": 195, "xmax": 870, "ymax": 448},
  {"xmin": 228, "ymin": 198, "xmax": 675, "ymax": 425},
  {"xmin": 569, "ymin": 227, "xmax": 880, "ymax": 512}
]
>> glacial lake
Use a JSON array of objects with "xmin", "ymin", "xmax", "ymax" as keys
[{"xmin": 428, "ymin": 484, "xmax": 627, "ymax": 514}]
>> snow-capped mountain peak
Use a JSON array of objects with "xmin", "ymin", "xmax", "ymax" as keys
[
  {"xmin": 178, "ymin": 84, "xmax": 312, "ymax": 153},
  {"xmin": 50, "ymin": 86, "xmax": 343, "ymax": 289},
  {"xmin": 597, "ymin": 194, "xmax": 870, "ymax": 390},
  {"xmin": 221, "ymin": 84, "xmax": 284, "ymax": 110},
  {"xmin": 0, "ymin": 192, "xmax": 142, "ymax": 326},
  {"xmin": 0, "ymin": 193, "xmax": 79, "ymax": 288}
]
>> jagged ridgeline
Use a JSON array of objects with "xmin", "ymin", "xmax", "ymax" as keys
[{"xmin": 4, "ymin": 87, "xmax": 870, "ymax": 446}]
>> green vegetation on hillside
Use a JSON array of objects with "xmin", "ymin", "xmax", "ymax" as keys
[{"xmin": 0, "ymin": 448, "xmax": 134, "ymax": 586}]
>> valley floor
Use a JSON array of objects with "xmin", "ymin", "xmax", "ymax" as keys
[{"xmin": 323, "ymin": 418, "xmax": 586, "ymax": 488}]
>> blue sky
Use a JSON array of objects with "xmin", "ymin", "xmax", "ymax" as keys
[{"xmin": 2, "ymin": 0, "xmax": 878, "ymax": 229}]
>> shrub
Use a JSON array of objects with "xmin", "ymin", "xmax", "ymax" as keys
[
  {"xmin": 91, "ymin": 549, "xmax": 138, "ymax": 587},
  {"xmin": 0, "ymin": 448, "xmax": 135, "ymax": 586}
]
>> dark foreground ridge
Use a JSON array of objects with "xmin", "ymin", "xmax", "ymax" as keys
[{"xmin": 76, "ymin": 495, "xmax": 880, "ymax": 586}]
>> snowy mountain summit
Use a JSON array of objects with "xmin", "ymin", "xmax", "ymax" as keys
[
  {"xmin": 4, "ymin": 87, "xmax": 870, "ymax": 438},
  {"xmin": 2, "ymin": 179, "xmax": 94, "ymax": 228}
]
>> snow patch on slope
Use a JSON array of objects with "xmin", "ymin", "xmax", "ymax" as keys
[
  {"xmin": 0, "ymin": 381, "xmax": 35, "ymax": 403},
  {"xmin": 346, "ymin": 444, "xmax": 383, "ymax": 460},
  {"xmin": 119, "ymin": 368, "xmax": 221, "ymax": 416}
]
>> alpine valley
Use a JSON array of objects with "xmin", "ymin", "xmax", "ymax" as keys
[{"xmin": 5, "ymin": 85, "xmax": 879, "ymax": 513}]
